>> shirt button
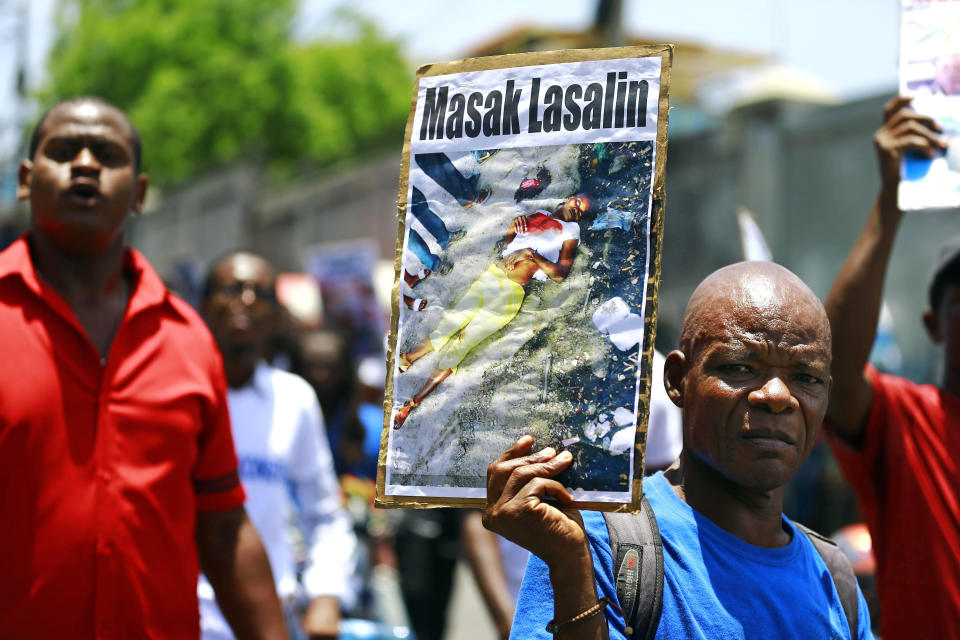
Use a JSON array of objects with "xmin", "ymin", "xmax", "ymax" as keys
[{"xmin": 98, "ymin": 469, "xmax": 111, "ymax": 482}]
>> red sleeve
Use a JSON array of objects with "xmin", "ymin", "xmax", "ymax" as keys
[
  {"xmin": 193, "ymin": 349, "xmax": 246, "ymax": 512},
  {"xmin": 823, "ymin": 365, "xmax": 890, "ymax": 521}
]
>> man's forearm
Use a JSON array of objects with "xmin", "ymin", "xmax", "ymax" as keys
[
  {"xmin": 548, "ymin": 546, "xmax": 609, "ymax": 640},
  {"xmin": 197, "ymin": 508, "xmax": 288, "ymax": 640},
  {"xmin": 827, "ymin": 192, "xmax": 900, "ymax": 367},
  {"xmin": 483, "ymin": 439, "xmax": 604, "ymax": 639},
  {"xmin": 825, "ymin": 96, "xmax": 947, "ymax": 435},
  {"xmin": 825, "ymin": 190, "xmax": 900, "ymax": 429}
]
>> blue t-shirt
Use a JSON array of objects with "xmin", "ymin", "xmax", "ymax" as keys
[{"xmin": 511, "ymin": 472, "xmax": 873, "ymax": 639}]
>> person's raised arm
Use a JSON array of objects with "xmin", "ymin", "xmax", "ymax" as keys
[
  {"xmin": 196, "ymin": 507, "xmax": 288, "ymax": 640},
  {"xmin": 482, "ymin": 436, "xmax": 608, "ymax": 640},
  {"xmin": 825, "ymin": 96, "xmax": 948, "ymax": 442}
]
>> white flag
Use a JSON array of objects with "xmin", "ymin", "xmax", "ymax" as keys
[{"xmin": 736, "ymin": 207, "xmax": 773, "ymax": 262}]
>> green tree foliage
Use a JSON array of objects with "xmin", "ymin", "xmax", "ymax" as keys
[{"xmin": 41, "ymin": 0, "xmax": 412, "ymax": 185}]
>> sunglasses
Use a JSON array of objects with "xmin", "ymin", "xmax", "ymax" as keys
[{"xmin": 213, "ymin": 281, "xmax": 277, "ymax": 304}]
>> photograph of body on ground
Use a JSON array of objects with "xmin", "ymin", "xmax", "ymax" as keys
[{"xmin": 384, "ymin": 139, "xmax": 657, "ymax": 502}]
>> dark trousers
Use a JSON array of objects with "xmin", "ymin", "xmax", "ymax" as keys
[
  {"xmin": 394, "ymin": 509, "xmax": 462, "ymax": 640},
  {"xmin": 415, "ymin": 153, "xmax": 478, "ymax": 206},
  {"xmin": 411, "ymin": 186, "xmax": 452, "ymax": 245}
]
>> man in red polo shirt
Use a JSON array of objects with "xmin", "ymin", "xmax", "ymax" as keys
[
  {"xmin": 0, "ymin": 96, "xmax": 287, "ymax": 639},
  {"xmin": 825, "ymin": 96, "xmax": 960, "ymax": 638}
]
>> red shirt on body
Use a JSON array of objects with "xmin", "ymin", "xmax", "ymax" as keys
[
  {"xmin": 524, "ymin": 211, "xmax": 563, "ymax": 233},
  {"xmin": 0, "ymin": 236, "xmax": 246, "ymax": 639},
  {"xmin": 826, "ymin": 365, "xmax": 960, "ymax": 639}
]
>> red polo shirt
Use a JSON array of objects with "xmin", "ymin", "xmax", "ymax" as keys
[
  {"xmin": 0, "ymin": 236, "xmax": 246, "ymax": 639},
  {"xmin": 826, "ymin": 365, "xmax": 960, "ymax": 639}
]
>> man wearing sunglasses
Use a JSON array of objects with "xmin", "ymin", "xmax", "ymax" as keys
[
  {"xmin": 200, "ymin": 251, "xmax": 358, "ymax": 640},
  {"xmin": 393, "ymin": 194, "xmax": 589, "ymax": 429}
]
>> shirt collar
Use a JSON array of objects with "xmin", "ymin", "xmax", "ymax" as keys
[
  {"xmin": 248, "ymin": 360, "xmax": 273, "ymax": 395},
  {"xmin": 123, "ymin": 245, "xmax": 169, "ymax": 315},
  {"xmin": 0, "ymin": 233, "xmax": 170, "ymax": 317},
  {"xmin": 0, "ymin": 235, "xmax": 43, "ymax": 296}
]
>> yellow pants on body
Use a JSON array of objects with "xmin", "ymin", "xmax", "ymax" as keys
[{"xmin": 429, "ymin": 264, "xmax": 526, "ymax": 371}]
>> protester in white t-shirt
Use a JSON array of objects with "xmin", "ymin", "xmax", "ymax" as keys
[{"xmin": 201, "ymin": 252, "xmax": 357, "ymax": 640}]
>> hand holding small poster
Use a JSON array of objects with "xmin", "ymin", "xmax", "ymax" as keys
[{"xmin": 378, "ymin": 46, "xmax": 672, "ymax": 511}]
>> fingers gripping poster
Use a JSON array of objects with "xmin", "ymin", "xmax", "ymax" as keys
[{"xmin": 378, "ymin": 46, "xmax": 672, "ymax": 511}]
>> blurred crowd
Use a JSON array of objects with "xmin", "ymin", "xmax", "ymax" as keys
[
  {"xmin": 171, "ymin": 250, "xmax": 881, "ymax": 640},
  {"xmin": 7, "ymin": 85, "xmax": 960, "ymax": 640}
]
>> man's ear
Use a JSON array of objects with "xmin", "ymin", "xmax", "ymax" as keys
[
  {"xmin": 923, "ymin": 308, "xmax": 941, "ymax": 343},
  {"xmin": 17, "ymin": 160, "xmax": 32, "ymax": 201},
  {"xmin": 132, "ymin": 173, "xmax": 148, "ymax": 215},
  {"xmin": 663, "ymin": 349, "xmax": 687, "ymax": 408}
]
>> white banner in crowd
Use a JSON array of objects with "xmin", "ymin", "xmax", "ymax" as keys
[{"xmin": 736, "ymin": 207, "xmax": 774, "ymax": 262}]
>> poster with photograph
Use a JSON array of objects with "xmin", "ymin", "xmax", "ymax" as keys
[
  {"xmin": 899, "ymin": 0, "xmax": 960, "ymax": 210},
  {"xmin": 378, "ymin": 46, "xmax": 672, "ymax": 511}
]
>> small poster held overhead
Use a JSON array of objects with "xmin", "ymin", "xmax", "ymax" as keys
[
  {"xmin": 378, "ymin": 46, "xmax": 672, "ymax": 511},
  {"xmin": 899, "ymin": 0, "xmax": 960, "ymax": 210}
]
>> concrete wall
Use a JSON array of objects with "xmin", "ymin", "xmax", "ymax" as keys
[{"xmin": 127, "ymin": 155, "xmax": 402, "ymax": 277}]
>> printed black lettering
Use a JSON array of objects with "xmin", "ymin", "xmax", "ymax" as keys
[
  {"xmin": 615, "ymin": 72, "xmax": 628, "ymax": 128},
  {"xmin": 582, "ymin": 83, "xmax": 603, "ymax": 130},
  {"xmin": 542, "ymin": 85, "xmax": 563, "ymax": 132},
  {"xmin": 503, "ymin": 80, "xmax": 522, "ymax": 135},
  {"xmin": 562, "ymin": 84, "xmax": 583, "ymax": 131},
  {"xmin": 602, "ymin": 72, "xmax": 616, "ymax": 128},
  {"xmin": 483, "ymin": 91, "xmax": 503, "ymax": 135},
  {"xmin": 528, "ymin": 77, "xmax": 542, "ymax": 133},
  {"xmin": 419, "ymin": 86, "xmax": 448, "ymax": 140},
  {"xmin": 632, "ymin": 80, "xmax": 649, "ymax": 127},
  {"xmin": 465, "ymin": 92, "xmax": 483, "ymax": 137},
  {"xmin": 445, "ymin": 93, "xmax": 466, "ymax": 139},
  {"xmin": 627, "ymin": 81, "xmax": 638, "ymax": 127}
]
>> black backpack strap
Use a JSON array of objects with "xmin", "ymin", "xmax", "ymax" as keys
[
  {"xmin": 602, "ymin": 495, "xmax": 663, "ymax": 640},
  {"xmin": 795, "ymin": 522, "xmax": 860, "ymax": 638}
]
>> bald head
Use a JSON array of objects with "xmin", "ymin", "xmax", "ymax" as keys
[
  {"xmin": 665, "ymin": 261, "xmax": 833, "ymax": 494},
  {"xmin": 679, "ymin": 262, "xmax": 831, "ymax": 361}
]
